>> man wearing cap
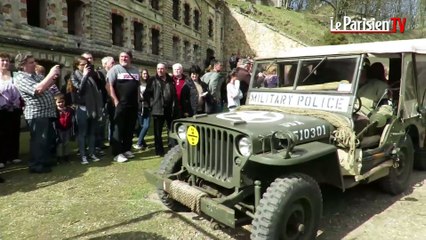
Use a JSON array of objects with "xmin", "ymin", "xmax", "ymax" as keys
[{"xmin": 14, "ymin": 52, "xmax": 61, "ymax": 173}]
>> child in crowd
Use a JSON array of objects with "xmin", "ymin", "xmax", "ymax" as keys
[{"xmin": 54, "ymin": 94, "xmax": 75, "ymax": 162}]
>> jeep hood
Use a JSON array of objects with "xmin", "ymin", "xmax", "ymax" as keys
[{"xmin": 177, "ymin": 110, "xmax": 336, "ymax": 144}]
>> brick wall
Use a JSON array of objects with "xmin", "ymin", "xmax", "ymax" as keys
[
  {"xmin": 0, "ymin": 0, "xmax": 307, "ymax": 74},
  {"xmin": 0, "ymin": 0, "xmax": 225, "ymax": 72}
]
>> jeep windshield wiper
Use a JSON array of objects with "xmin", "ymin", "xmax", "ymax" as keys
[{"xmin": 301, "ymin": 57, "xmax": 327, "ymax": 83}]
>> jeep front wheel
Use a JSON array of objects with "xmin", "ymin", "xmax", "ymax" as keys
[
  {"xmin": 378, "ymin": 135, "xmax": 414, "ymax": 195},
  {"xmin": 157, "ymin": 145, "xmax": 185, "ymax": 211},
  {"xmin": 251, "ymin": 174, "xmax": 322, "ymax": 240}
]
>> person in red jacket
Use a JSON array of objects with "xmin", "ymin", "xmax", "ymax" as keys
[
  {"xmin": 54, "ymin": 94, "xmax": 75, "ymax": 162},
  {"xmin": 172, "ymin": 63, "xmax": 186, "ymax": 117}
]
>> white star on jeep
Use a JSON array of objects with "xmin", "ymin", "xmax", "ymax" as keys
[{"xmin": 216, "ymin": 111, "xmax": 284, "ymax": 123}]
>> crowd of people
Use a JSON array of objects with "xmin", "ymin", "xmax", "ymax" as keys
[{"xmin": 0, "ymin": 50, "xmax": 254, "ymax": 177}]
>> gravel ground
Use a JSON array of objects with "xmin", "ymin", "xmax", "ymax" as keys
[
  {"xmin": 156, "ymin": 170, "xmax": 426, "ymax": 240},
  {"xmin": 318, "ymin": 170, "xmax": 426, "ymax": 240}
]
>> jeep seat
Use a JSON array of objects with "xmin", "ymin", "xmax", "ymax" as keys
[
  {"xmin": 354, "ymin": 114, "xmax": 384, "ymax": 149},
  {"xmin": 360, "ymin": 135, "xmax": 381, "ymax": 148}
]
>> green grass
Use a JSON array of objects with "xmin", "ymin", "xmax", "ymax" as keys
[
  {"xmin": 0, "ymin": 131, "xmax": 158, "ymax": 239},
  {"xmin": 0, "ymin": 130, "xmax": 240, "ymax": 240},
  {"xmin": 226, "ymin": 0, "xmax": 423, "ymax": 46}
]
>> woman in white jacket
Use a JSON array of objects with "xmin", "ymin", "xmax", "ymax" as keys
[{"xmin": 226, "ymin": 69, "xmax": 242, "ymax": 111}]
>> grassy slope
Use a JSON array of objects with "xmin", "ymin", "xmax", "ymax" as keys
[{"xmin": 226, "ymin": 0, "xmax": 424, "ymax": 46}]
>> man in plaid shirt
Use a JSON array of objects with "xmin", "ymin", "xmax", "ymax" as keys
[{"xmin": 14, "ymin": 52, "xmax": 60, "ymax": 173}]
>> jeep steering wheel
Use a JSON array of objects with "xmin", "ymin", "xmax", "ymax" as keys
[{"xmin": 353, "ymin": 96, "xmax": 362, "ymax": 114}]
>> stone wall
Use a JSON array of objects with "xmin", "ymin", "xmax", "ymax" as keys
[
  {"xmin": 240, "ymin": 0, "xmax": 282, "ymax": 7},
  {"xmin": 0, "ymin": 0, "xmax": 225, "ymax": 73},
  {"xmin": 0, "ymin": 0, "xmax": 309, "ymax": 75},
  {"xmin": 223, "ymin": 7, "xmax": 306, "ymax": 69}
]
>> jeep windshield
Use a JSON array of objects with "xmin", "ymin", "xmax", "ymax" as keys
[{"xmin": 248, "ymin": 55, "xmax": 360, "ymax": 114}]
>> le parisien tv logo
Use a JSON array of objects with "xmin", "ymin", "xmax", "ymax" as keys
[{"xmin": 330, "ymin": 16, "xmax": 406, "ymax": 33}]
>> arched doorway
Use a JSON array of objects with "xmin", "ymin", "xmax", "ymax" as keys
[{"xmin": 205, "ymin": 48, "xmax": 215, "ymax": 69}]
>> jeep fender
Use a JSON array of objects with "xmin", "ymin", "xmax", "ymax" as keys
[
  {"xmin": 249, "ymin": 141, "xmax": 337, "ymax": 166},
  {"xmin": 248, "ymin": 141, "xmax": 343, "ymax": 189}
]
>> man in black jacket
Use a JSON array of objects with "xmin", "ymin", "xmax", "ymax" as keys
[
  {"xmin": 82, "ymin": 52, "xmax": 109, "ymax": 154},
  {"xmin": 144, "ymin": 63, "xmax": 178, "ymax": 156}
]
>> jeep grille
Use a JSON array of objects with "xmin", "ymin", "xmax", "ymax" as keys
[{"xmin": 186, "ymin": 126, "xmax": 235, "ymax": 184}]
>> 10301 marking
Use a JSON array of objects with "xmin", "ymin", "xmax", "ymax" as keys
[{"xmin": 293, "ymin": 125, "xmax": 327, "ymax": 141}]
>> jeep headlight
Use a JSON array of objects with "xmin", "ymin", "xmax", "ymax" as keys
[
  {"xmin": 238, "ymin": 137, "xmax": 252, "ymax": 157},
  {"xmin": 177, "ymin": 125, "xmax": 187, "ymax": 140}
]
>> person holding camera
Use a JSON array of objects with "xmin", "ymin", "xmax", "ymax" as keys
[
  {"xmin": 82, "ymin": 52, "xmax": 109, "ymax": 153},
  {"xmin": 71, "ymin": 56, "xmax": 103, "ymax": 164},
  {"xmin": 14, "ymin": 52, "xmax": 60, "ymax": 173}
]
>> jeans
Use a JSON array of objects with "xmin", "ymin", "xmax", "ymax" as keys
[
  {"xmin": 76, "ymin": 107, "xmax": 97, "ymax": 157},
  {"xmin": 56, "ymin": 129, "xmax": 72, "ymax": 157},
  {"xmin": 137, "ymin": 108, "xmax": 150, "ymax": 147},
  {"xmin": 27, "ymin": 117, "xmax": 55, "ymax": 170}
]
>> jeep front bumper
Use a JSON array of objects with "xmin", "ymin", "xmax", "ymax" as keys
[{"xmin": 144, "ymin": 170, "xmax": 237, "ymax": 228}]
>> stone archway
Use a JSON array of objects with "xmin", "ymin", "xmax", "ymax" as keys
[{"xmin": 205, "ymin": 48, "xmax": 215, "ymax": 69}]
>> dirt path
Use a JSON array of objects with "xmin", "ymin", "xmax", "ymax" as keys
[
  {"xmin": 318, "ymin": 170, "xmax": 426, "ymax": 240},
  {"xmin": 168, "ymin": 170, "xmax": 426, "ymax": 239}
]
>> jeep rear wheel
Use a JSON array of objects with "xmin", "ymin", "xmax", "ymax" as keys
[
  {"xmin": 378, "ymin": 135, "xmax": 414, "ymax": 195},
  {"xmin": 251, "ymin": 174, "xmax": 322, "ymax": 240},
  {"xmin": 157, "ymin": 145, "xmax": 186, "ymax": 211}
]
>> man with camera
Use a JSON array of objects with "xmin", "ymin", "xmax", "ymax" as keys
[
  {"xmin": 82, "ymin": 52, "xmax": 109, "ymax": 154},
  {"xmin": 71, "ymin": 56, "xmax": 103, "ymax": 164},
  {"xmin": 14, "ymin": 52, "xmax": 61, "ymax": 173}
]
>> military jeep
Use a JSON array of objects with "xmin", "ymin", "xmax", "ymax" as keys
[{"xmin": 145, "ymin": 39, "xmax": 426, "ymax": 239}]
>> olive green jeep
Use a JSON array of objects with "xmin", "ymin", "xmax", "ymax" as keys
[{"xmin": 145, "ymin": 39, "xmax": 426, "ymax": 239}]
